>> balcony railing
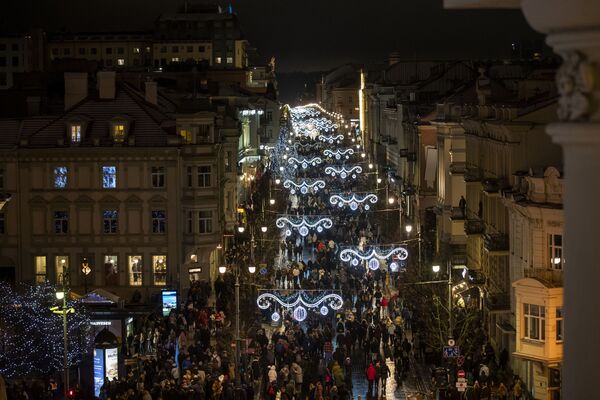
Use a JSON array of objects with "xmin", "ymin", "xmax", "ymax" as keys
[
  {"xmin": 524, "ymin": 268, "xmax": 564, "ymax": 287},
  {"xmin": 483, "ymin": 178, "xmax": 500, "ymax": 194},
  {"xmin": 484, "ymin": 233, "xmax": 509, "ymax": 254},
  {"xmin": 450, "ymin": 207, "xmax": 466, "ymax": 220},
  {"xmin": 464, "ymin": 168, "xmax": 482, "ymax": 183},
  {"xmin": 465, "ymin": 219, "xmax": 484, "ymax": 235}
]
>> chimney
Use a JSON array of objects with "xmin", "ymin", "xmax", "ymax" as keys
[
  {"xmin": 26, "ymin": 96, "xmax": 41, "ymax": 116},
  {"xmin": 64, "ymin": 72, "xmax": 88, "ymax": 110},
  {"xmin": 97, "ymin": 71, "xmax": 116, "ymax": 99},
  {"xmin": 145, "ymin": 80, "xmax": 157, "ymax": 105}
]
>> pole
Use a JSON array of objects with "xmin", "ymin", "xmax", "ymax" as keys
[
  {"xmin": 447, "ymin": 260, "xmax": 453, "ymax": 339},
  {"xmin": 62, "ymin": 274, "xmax": 69, "ymax": 398},
  {"xmin": 235, "ymin": 271, "xmax": 241, "ymax": 389}
]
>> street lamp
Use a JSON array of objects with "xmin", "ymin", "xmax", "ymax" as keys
[
  {"xmin": 261, "ymin": 226, "xmax": 268, "ymax": 233},
  {"xmin": 405, "ymin": 224, "xmax": 413, "ymax": 234},
  {"xmin": 275, "ymin": 178, "xmax": 281, "ymax": 185},
  {"xmin": 56, "ymin": 291, "xmax": 65, "ymax": 300},
  {"xmin": 432, "ymin": 264, "xmax": 441, "ymax": 273},
  {"xmin": 248, "ymin": 265, "xmax": 256, "ymax": 274},
  {"xmin": 377, "ymin": 178, "xmax": 382, "ymax": 184},
  {"xmin": 432, "ymin": 262, "xmax": 454, "ymax": 339},
  {"xmin": 218, "ymin": 265, "xmax": 227, "ymax": 274},
  {"xmin": 269, "ymin": 198, "xmax": 276, "ymax": 205},
  {"xmin": 237, "ymin": 226, "xmax": 245, "ymax": 234},
  {"xmin": 388, "ymin": 197, "xmax": 395, "ymax": 205},
  {"xmin": 368, "ymin": 163, "xmax": 374, "ymax": 169}
]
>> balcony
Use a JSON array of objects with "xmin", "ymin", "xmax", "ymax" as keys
[
  {"xmin": 465, "ymin": 219, "xmax": 484, "ymax": 235},
  {"xmin": 483, "ymin": 178, "xmax": 500, "ymax": 195},
  {"xmin": 484, "ymin": 233, "xmax": 509, "ymax": 255},
  {"xmin": 524, "ymin": 268, "xmax": 563, "ymax": 287},
  {"xmin": 449, "ymin": 163, "xmax": 466, "ymax": 175},
  {"xmin": 450, "ymin": 207, "xmax": 466, "ymax": 220},
  {"xmin": 464, "ymin": 167, "xmax": 482, "ymax": 183}
]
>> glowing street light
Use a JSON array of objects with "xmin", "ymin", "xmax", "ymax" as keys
[
  {"xmin": 248, "ymin": 265, "xmax": 256, "ymax": 274},
  {"xmin": 405, "ymin": 224, "xmax": 413, "ymax": 234},
  {"xmin": 377, "ymin": 178, "xmax": 382, "ymax": 184},
  {"xmin": 219, "ymin": 265, "xmax": 227, "ymax": 274},
  {"xmin": 388, "ymin": 197, "xmax": 395, "ymax": 205},
  {"xmin": 275, "ymin": 178, "xmax": 281, "ymax": 185},
  {"xmin": 269, "ymin": 198, "xmax": 276, "ymax": 205},
  {"xmin": 238, "ymin": 226, "xmax": 245, "ymax": 234},
  {"xmin": 55, "ymin": 291, "xmax": 65, "ymax": 300},
  {"xmin": 368, "ymin": 163, "xmax": 374, "ymax": 169},
  {"xmin": 432, "ymin": 264, "xmax": 441, "ymax": 273},
  {"xmin": 261, "ymin": 226, "xmax": 268, "ymax": 233}
]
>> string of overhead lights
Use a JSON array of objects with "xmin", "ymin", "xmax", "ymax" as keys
[
  {"xmin": 324, "ymin": 165, "xmax": 363, "ymax": 179},
  {"xmin": 275, "ymin": 216, "xmax": 333, "ymax": 237},
  {"xmin": 329, "ymin": 193, "xmax": 378, "ymax": 210},
  {"xmin": 257, "ymin": 291, "xmax": 343, "ymax": 322}
]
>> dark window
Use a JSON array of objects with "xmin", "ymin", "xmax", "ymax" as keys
[
  {"xmin": 63, "ymin": 48, "xmax": 70, "ymax": 56},
  {"xmin": 90, "ymin": 48, "xmax": 97, "ymax": 55},
  {"xmin": 198, "ymin": 46, "xmax": 205, "ymax": 52},
  {"xmin": 54, "ymin": 211, "xmax": 69, "ymax": 234},
  {"xmin": 171, "ymin": 46, "xmax": 178, "ymax": 52},
  {"xmin": 152, "ymin": 210, "xmax": 166, "ymax": 233},
  {"xmin": 197, "ymin": 166, "xmax": 211, "ymax": 187},
  {"xmin": 117, "ymin": 47, "xmax": 124, "ymax": 54},
  {"xmin": 151, "ymin": 166, "xmax": 165, "ymax": 188},
  {"xmin": 0, "ymin": 57, "xmax": 5, "ymax": 67},
  {"xmin": 0, "ymin": 212, "xmax": 4, "ymax": 234},
  {"xmin": 105, "ymin": 48, "xmax": 112, "ymax": 55},
  {"xmin": 0, "ymin": 44, "xmax": 5, "ymax": 51},
  {"xmin": 11, "ymin": 44, "xmax": 18, "ymax": 51},
  {"xmin": 12, "ymin": 56, "xmax": 19, "ymax": 67},
  {"xmin": 102, "ymin": 210, "xmax": 118, "ymax": 234},
  {"xmin": 187, "ymin": 46, "xmax": 193, "ymax": 53},
  {"xmin": 78, "ymin": 48, "xmax": 85, "ymax": 55}
]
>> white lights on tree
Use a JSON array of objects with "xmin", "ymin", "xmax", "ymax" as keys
[
  {"xmin": 276, "ymin": 216, "xmax": 333, "ymax": 236},
  {"xmin": 288, "ymin": 157, "xmax": 323, "ymax": 170},
  {"xmin": 324, "ymin": 148, "xmax": 355, "ymax": 160},
  {"xmin": 324, "ymin": 166, "xmax": 363, "ymax": 179},
  {"xmin": 283, "ymin": 179, "xmax": 326, "ymax": 195},
  {"xmin": 329, "ymin": 193, "xmax": 378, "ymax": 210}
]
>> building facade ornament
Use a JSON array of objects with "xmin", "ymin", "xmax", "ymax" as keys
[{"xmin": 556, "ymin": 51, "xmax": 595, "ymax": 121}]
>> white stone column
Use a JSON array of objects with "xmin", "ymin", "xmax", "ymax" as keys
[{"xmin": 521, "ymin": 1, "xmax": 600, "ymax": 397}]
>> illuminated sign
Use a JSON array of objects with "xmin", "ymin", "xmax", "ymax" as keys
[{"xmin": 162, "ymin": 290, "xmax": 177, "ymax": 317}]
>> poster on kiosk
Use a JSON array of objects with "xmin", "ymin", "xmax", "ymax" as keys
[{"xmin": 93, "ymin": 347, "xmax": 119, "ymax": 397}]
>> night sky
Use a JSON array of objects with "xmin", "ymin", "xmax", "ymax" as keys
[{"xmin": 5, "ymin": 0, "xmax": 544, "ymax": 72}]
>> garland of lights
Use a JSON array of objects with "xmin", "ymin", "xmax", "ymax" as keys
[
  {"xmin": 283, "ymin": 179, "xmax": 326, "ymax": 194},
  {"xmin": 324, "ymin": 148, "xmax": 355, "ymax": 160},
  {"xmin": 324, "ymin": 165, "xmax": 363, "ymax": 179},
  {"xmin": 276, "ymin": 216, "xmax": 333, "ymax": 236},
  {"xmin": 339, "ymin": 247, "xmax": 409, "ymax": 270},
  {"xmin": 287, "ymin": 157, "xmax": 323, "ymax": 169},
  {"xmin": 257, "ymin": 291, "xmax": 343, "ymax": 322},
  {"xmin": 0, "ymin": 282, "xmax": 92, "ymax": 377},
  {"xmin": 317, "ymin": 134, "xmax": 345, "ymax": 144},
  {"xmin": 329, "ymin": 193, "xmax": 378, "ymax": 210}
]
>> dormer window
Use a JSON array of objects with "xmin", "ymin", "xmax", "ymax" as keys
[
  {"xmin": 113, "ymin": 123, "xmax": 126, "ymax": 143},
  {"xmin": 70, "ymin": 125, "xmax": 81, "ymax": 143}
]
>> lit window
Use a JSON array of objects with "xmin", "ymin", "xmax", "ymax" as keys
[
  {"xmin": 102, "ymin": 210, "xmax": 118, "ymax": 234},
  {"xmin": 0, "ymin": 212, "xmax": 4, "ymax": 234},
  {"xmin": 152, "ymin": 210, "xmax": 166, "ymax": 233},
  {"xmin": 152, "ymin": 255, "xmax": 167, "ymax": 286},
  {"xmin": 215, "ymin": 57, "xmax": 222, "ymax": 64},
  {"xmin": 35, "ymin": 256, "xmax": 47, "ymax": 284},
  {"xmin": 523, "ymin": 303, "xmax": 546, "ymax": 341},
  {"xmin": 197, "ymin": 166, "xmax": 211, "ymax": 187},
  {"xmin": 102, "ymin": 166, "xmax": 117, "ymax": 188},
  {"xmin": 226, "ymin": 57, "xmax": 233, "ymax": 64},
  {"xmin": 548, "ymin": 234, "xmax": 563, "ymax": 269},
  {"xmin": 55, "ymin": 256, "xmax": 69, "ymax": 284},
  {"xmin": 198, "ymin": 210, "xmax": 212, "ymax": 233},
  {"xmin": 180, "ymin": 128, "xmax": 193, "ymax": 144},
  {"xmin": 113, "ymin": 124, "xmax": 126, "ymax": 143},
  {"xmin": 71, "ymin": 125, "xmax": 81, "ymax": 143},
  {"xmin": 53, "ymin": 166, "xmax": 68, "ymax": 188},
  {"xmin": 128, "ymin": 255, "xmax": 142, "ymax": 286},
  {"xmin": 171, "ymin": 57, "xmax": 179, "ymax": 62},
  {"xmin": 133, "ymin": 47, "xmax": 140, "ymax": 54},
  {"xmin": 54, "ymin": 211, "xmax": 69, "ymax": 234},
  {"xmin": 117, "ymin": 59, "xmax": 125, "ymax": 66},
  {"xmin": 151, "ymin": 166, "xmax": 165, "ymax": 188},
  {"xmin": 104, "ymin": 255, "xmax": 118, "ymax": 284}
]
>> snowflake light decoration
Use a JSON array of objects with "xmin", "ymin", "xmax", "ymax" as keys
[
  {"xmin": 283, "ymin": 179, "xmax": 326, "ymax": 195},
  {"xmin": 329, "ymin": 193, "xmax": 378, "ymax": 210},
  {"xmin": 324, "ymin": 165, "xmax": 363, "ymax": 179},
  {"xmin": 276, "ymin": 216, "xmax": 333, "ymax": 236}
]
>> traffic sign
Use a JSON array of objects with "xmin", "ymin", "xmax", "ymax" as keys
[
  {"xmin": 456, "ymin": 381, "xmax": 467, "ymax": 392},
  {"xmin": 447, "ymin": 339, "xmax": 456, "ymax": 347},
  {"xmin": 458, "ymin": 370, "xmax": 465, "ymax": 379},
  {"xmin": 443, "ymin": 346, "xmax": 460, "ymax": 358}
]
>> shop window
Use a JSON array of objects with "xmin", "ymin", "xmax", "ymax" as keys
[
  {"xmin": 35, "ymin": 256, "xmax": 46, "ymax": 284},
  {"xmin": 104, "ymin": 255, "xmax": 118, "ymax": 286},
  {"xmin": 152, "ymin": 255, "xmax": 167, "ymax": 286},
  {"xmin": 128, "ymin": 255, "xmax": 142, "ymax": 286}
]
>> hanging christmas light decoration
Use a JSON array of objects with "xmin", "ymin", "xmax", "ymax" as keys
[
  {"xmin": 283, "ymin": 179, "xmax": 326, "ymax": 195},
  {"xmin": 339, "ymin": 247, "xmax": 409, "ymax": 270},
  {"xmin": 324, "ymin": 165, "xmax": 363, "ymax": 179},
  {"xmin": 324, "ymin": 148, "xmax": 355, "ymax": 160},
  {"xmin": 256, "ymin": 291, "xmax": 343, "ymax": 322},
  {"xmin": 329, "ymin": 193, "xmax": 378, "ymax": 210},
  {"xmin": 276, "ymin": 216, "xmax": 333, "ymax": 236},
  {"xmin": 317, "ymin": 134, "xmax": 345, "ymax": 144},
  {"xmin": 287, "ymin": 156, "xmax": 323, "ymax": 170}
]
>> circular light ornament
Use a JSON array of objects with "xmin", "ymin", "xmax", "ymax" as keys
[
  {"xmin": 364, "ymin": 204, "xmax": 370, "ymax": 211},
  {"xmin": 338, "ymin": 202, "xmax": 344, "ymax": 208},
  {"xmin": 317, "ymin": 226, "xmax": 323, "ymax": 233},
  {"xmin": 368, "ymin": 258, "xmax": 380, "ymax": 270},
  {"xmin": 350, "ymin": 201, "xmax": 358, "ymax": 211},
  {"xmin": 271, "ymin": 311, "xmax": 281, "ymax": 322},
  {"xmin": 293, "ymin": 306, "xmax": 307, "ymax": 322},
  {"xmin": 352, "ymin": 174, "xmax": 357, "ymax": 179},
  {"xmin": 341, "ymin": 171, "xmax": 347, "ymax": 179},
  {"xmin": 302, "ymin": 162, "xmax": 308, "ymax": 169},
  {"xmin": 390, "ymin": 262, "xmax": 399, "ymax": 272},
  {"xmin": 290, "ymin": 189, "xmax": 296, "ymax": 194},
  {"xmin": 335, "ymin": 154, "xmax": 341, "ymax": 160},
  {"xmin": 320, "ymin": 306, "xmax": 329, "ymax": 316},
  {"xmin": 351, "ymin": 258, "xmax": 359, "ymax": 266},
  {"xmin": 299, "ymin": 226, "xmax": 309, "ymax": 237},
  {"xmin": 301, "ymin": 186, "xmax": 308, "ymax": 194},
  {"xmin": 285, "ymin": 229, "xmax": 292, "ymax": 237}
]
